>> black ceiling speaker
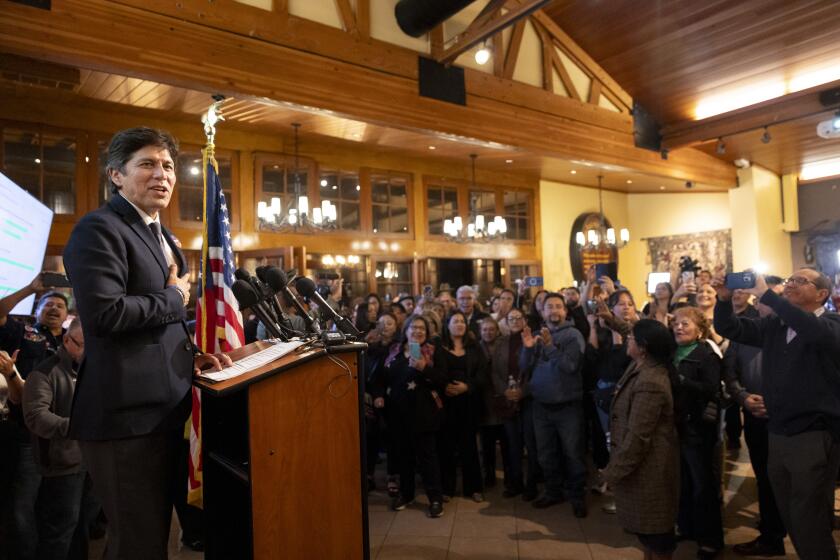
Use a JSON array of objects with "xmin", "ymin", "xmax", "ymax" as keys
[
  {"xmin": 632, "ymin": 101, "xmax": 662, "ymax": 152},
  {"xmin": 395, "ymin": 0, "xmax": 476, "ymax": 37},
  {"xmin": 418, "ymin": 57, "xmax": 466, "ymax": 106},
  {"xmin": 818, "ymin": 87, "xmax": 840, "ymax": 108}
]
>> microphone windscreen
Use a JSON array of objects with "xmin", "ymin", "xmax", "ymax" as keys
[
  {"xmin": 231, "ymin": 279, "xmax": 259, "ymax": 308},
  {"xmin": 294, "ymin": 276, "xmax": 317, "ymax": 298},
  {"xmin": 255, "ymin": 266, "xmax": 269, "ymax": 282},
  {"xmin": 234, "ymin": 268, "xmax": 252, "ymax": 282},
  {"xmin": 264, "ymin": 267, "xmax": 288, "ymax": 291}
]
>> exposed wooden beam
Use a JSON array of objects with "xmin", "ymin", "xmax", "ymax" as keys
[
  {"xmin": 437, "ymin": 0, "xmax": 550, "ymax": 66},
  {"xmin": 429, "ymin": 25, "xmax": 445, "ymax": 59},
  {"xmin": 0, "ymin": 53, "xmax": 80, "ymax": 87},
  {"xmin": 661, "ymin": 78, "xmax": 840, "ymax": 149},
  {"xmin": 588, "ymin": 80, "xmax": 601, "ymax": 105},
  {"xmin": 274, "ymin": 0, "xmax": 287, "ymax": 15},
  {"xmin": 531, "ymin": 18, "xmax": 579, "ymax": 101},
  {"xmin": 502, "ymin": 20, "xmax": 525, "ymax": 80},
  {"xmin": 531, "ymin": 10, "xmax": 632, "ymax": 110},
  {"xmin": 0, "ymin": 0, "xmax": 734, "ymax": 187},
  {"xmin": 492, "ymin": 32, "xmax": 504, "ymax": 78},
  {"xmin": 334, "ymin": 0, "xmax": 356, "ymax": 35},
  {"xmin": 356, "ymin": 0, "xmax": 369, "ymax": 39}
]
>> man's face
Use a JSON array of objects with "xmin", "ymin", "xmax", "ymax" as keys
[
  {"xmin": 782, "ymin": 269, "xmax": 828, "ymax": 310},
  {"xmin": 392, "ymin": 306, "xmax": 407, "ymax": 327},
  {"xmin": 731, "ymin": 289, "xmax": 751, "ymax": 309},
  {"xmin": 437, "ymin": 292, "xmax": 455, "ymax": 312},
  {"xmin": 498, "ymin": 291, "xmax": 515, "ymax": 313},
  {"xmin": 63, "ymin": 328, "xmax": 84, "ymax": 363},
  {"xmin": 698, "ymin": 271, "xmax": 712, "ymax": 285},
  {"xmin": 37, "ymin": 296, "xmax": 68, "ymax": 330},
  {"xmin": 457, "ymin": 291, "xmax": 475, "ymax": 314},
  {"xmin": 541, "ymin": 296, "xmax": 567, "ymax": 324},
  {"xmin": 110, "ymin": 145, "xmax": 176, "ymax": 218},
  {"xmin": 506, "ymin": 310, "xmax": 525, "ymax": 333},
  {"xmin": 401, "ymin": 298, "xmax": 414, "ymax": 315},
  {"xmin": 480, "ymin": 321, "xmax": 498, "ymax": 343},
  {"xmin": 562, "ymin": 289, "xmax": 580, "ymax": 307}
]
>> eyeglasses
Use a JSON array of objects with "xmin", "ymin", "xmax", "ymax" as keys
[
  {"xmin": 784, "ymin": 276, "xmax": 817, "ymax": 287},
  {"xmin": 508, "ymin": 315, "xmax": 524, "ymax": 321}
]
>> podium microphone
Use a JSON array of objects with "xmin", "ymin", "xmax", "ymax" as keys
[
  {"xmin": 255, "ymin": 266, "xmax": 293, "ymax": 330},
  {"xmin": 293, "ymin": 276, "xmax": 360, "ymax": 338},
  {"xmin": 231, "ymin": 279, "xmax": 285, "ymax": 340},
  {"xmin": 265, "ymin": 267, "xmax": 320, "ymax": 335}
]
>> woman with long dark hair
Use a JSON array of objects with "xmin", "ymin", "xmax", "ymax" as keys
[
  {"xmin": 378, "ymin": 315, "xmax": 449, "ymax": 517},
  {"xmin": 603, "ymin": 319, "xmax": 680, "ymax": 560},
  {"xmin": 367, "ymin": 312, "xmax": 400, "ymax": 495},
  {"xmin": 643, "ymin": 282, "xmax": 674, "ymax": 327},
  {"xmin": 438, "ymin": 310, "xmax": 488, "ymax": 502}
]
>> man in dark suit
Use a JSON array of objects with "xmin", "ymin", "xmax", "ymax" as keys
[
  {"xmin": 456, "ymin": 285, "xmax": 489, "ymax": 339},
  {"xmin": 63, "ymin": 127, "xmax": 230, "ymax": 560}
]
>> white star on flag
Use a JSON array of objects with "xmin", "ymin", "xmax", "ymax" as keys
[{"xmin": 407, "ymin": 381, "xmax": 416, "ymax": 391}]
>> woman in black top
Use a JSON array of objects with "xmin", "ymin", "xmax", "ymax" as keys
[
  {"xmin": 671, "ymin": 306, "xmax": 724, "ymax": 559},
  {"xmin": 367, "ymin": 312, "xmax": 400, "ymax": 494},
  {"xmin": 375, "ymin": 315, "xmax": 449, "ymax": 517},
  {"xmin": 438, "ymin": 310, "xmax": 488, "ymax": 502}
]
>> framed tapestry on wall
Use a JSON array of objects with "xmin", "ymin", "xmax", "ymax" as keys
[{"xmin": 645, "ymin": 229, "xmax": 733, "ymax": 282}]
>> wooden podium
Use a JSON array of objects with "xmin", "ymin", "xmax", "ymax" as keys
[{"xmin": 193, "ymin": 340, "xmax": 369, "ymax": 560}]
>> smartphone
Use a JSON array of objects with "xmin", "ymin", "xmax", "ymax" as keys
[
  {"xmin": 40, "ymin": 272, "xmax": 71, "ymax": 288},
  {"xmin": 423, "ymin": 284, "xmax": 433, "ymax": 295},
  {"xmin": 408, "ymin": 341, "xmax": 421, "ymax": 360},
  {"xmin": 681, "ymin": 270, "xmax": 695, "ymax": 284},
  {"xmin": 725, "ymin": 272, "xmax": 756, "ymax": 290},
  {"xmin": 523, "ymin": 276, "xmax": 544, "ymax": 287},
  {"xmin": 585, "ymin": 299, "xmax": 599, "ymax": 314},
  {"xmin": 595, "ymin": 262, "xmax": 618, "ymax": 282}
]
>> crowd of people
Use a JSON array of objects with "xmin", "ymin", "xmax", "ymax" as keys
[
  {"xmin": 1, "ymin": 262, "xmax": 839, "ymax": 559},
  {"xmin": 339, "ymin": 267, "xmax": 840, "ymax": 560}
]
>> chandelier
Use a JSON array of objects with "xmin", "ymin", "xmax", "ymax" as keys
[
  {"xmin": 575, "ymin": 175, "xmax": 629, "ymax": 250},
  {"xmin": 443, "ymin": 154, "xmax": 507, "ymax": 242},
  {"xmin": 257, "ymin": 123, "xmax": 337, "ymax": 232}
]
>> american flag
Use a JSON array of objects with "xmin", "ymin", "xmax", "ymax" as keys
[{"xmin": 188, "ymin": 148, "xmax": 245, "ymax": 507}]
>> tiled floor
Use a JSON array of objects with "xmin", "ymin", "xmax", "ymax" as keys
[{"xmin": 91, "ymin": 443, "xmax": 837, "ymax": 558}]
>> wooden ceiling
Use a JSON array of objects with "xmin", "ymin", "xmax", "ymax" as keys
[
  {"xmin": 544, "ymin": 0, "xmax": 840, "ymax": 176},
  {"xmin": 0, "ymin": 66, "xmax": 725, "ymax": 193}
]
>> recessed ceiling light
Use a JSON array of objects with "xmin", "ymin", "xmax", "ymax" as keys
[
  {"xmin": 320, "ymin": 179, "xmax": 328, "ymax": 187},
  {"xmin": 659, "ymin": 185, "xmax": 666, "ymax": 190},
  {"xmin": 428, "ymin": 145, "xmax": 436, "ymax": 150},
  {"xmin": 505, "ymin": 159, "xmax": 513, "ymax": 164},
  {"xmin": 570, "ymin": 170, "xmax": 577, "ymax": 174},
  {"xmin": 626, "ymin": 179, "xmax": 633, "ymax": 184}
]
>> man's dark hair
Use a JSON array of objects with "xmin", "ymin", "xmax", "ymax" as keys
[
  {"xmin": 764, "ymin": 275, "xmax": 784, "ymax": 287},
  {"xmin": 390, "ymin": 302, "xmax": 406, "ymax": 314},
  {"xmin": 632, "ymin": 319, "xmax": 676, "ymax": 367},
  {"xmin": 541, "ymin": 292, "xmax": 566, "ymax": 309},
  {"xmin": 812, "ymin": 271, "xmax": 832, "ymax": 304},
  {"xmin": 499, "ymin": 288, "xmax": 516, "ymax": 298},
  {"xmin": 37, "ymin": 291, "xmax": 69, "ymax": 309},
  {"xmin": 398, "ymin": 295, "xmax": 415, "ymax": 304},
  {"xmin": 562, "ymin": 286, "xmax": 581, "ymax": 295},
  {"xmin": 106, "ymin": 127, "xmax": 179, "ymax": 194}
]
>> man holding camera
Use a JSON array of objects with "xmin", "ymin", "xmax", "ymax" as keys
[{"xmin": 713, "ymin": 269, "xmax": 840, "ymax": 560}]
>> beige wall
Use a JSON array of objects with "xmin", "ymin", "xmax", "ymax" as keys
[
  {"xmin": 540, "ymin": 179, "xmax": 734, "ymax": 302},
  {"xmin": 729, "ymin": 165, "xmax": 793, "ymax": 277}
]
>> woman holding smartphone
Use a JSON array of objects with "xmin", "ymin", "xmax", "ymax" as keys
[
  {"xmin": 378, "ymin": 315, "xmax": 449, "ymax": 517},
  {"xmin": 439, "ymin": 310, "xmax": 488, "ymax": 502}
]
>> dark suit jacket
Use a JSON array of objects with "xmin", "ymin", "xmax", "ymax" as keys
[{"xmin": 63, "ymin": 195, "xmax": 194, "ymax": 440}]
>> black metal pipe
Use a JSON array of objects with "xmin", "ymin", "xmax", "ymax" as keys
[{"xmin": 395, "ymin": 0, "xmax": 476, "ymax": 37}]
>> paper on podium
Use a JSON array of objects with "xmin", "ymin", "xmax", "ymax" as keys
[{"xmin": 200, "ymin": 339, "xmax": 306, "ymax": 382}]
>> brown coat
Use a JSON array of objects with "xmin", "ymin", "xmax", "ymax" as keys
[{"xmin": 603, "ymin": 360, "xmax": 680, "ymax": 534}]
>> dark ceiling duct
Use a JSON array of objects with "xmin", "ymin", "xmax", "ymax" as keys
[{"xmin": 395, "ymin": 0, "xmax": 477, "ymax": 37}]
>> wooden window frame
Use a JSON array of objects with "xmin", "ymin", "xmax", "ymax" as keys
[
  {"xmin": 501, "ymin": 187, "xmax": 535, "ymax": 243},
  {"xmin": 170, "ymin": 145, "xmax": 241, "ymax": 231},
  {"xmin": 424, "ymin": 178, "xmax": 461, "ymax": 239},
  {"xmin": 253, "ymin": 152, "xmax": 317, "ymax": 232},
  {"xmin": 368, "ymin": 168, "xmax": 413, "ymax": 239},
  {"xmin": 316, "ymin": 166, "xmax": 362, "ymax": 232}
]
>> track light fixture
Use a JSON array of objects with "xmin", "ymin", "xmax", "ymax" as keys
[
  {"xmin": 715, "ymin": 137, "xmax": 726, "ymax": 155},
  {"xmin": 760, "ymin": 126, "xmax": 771, "ymax": 144}
]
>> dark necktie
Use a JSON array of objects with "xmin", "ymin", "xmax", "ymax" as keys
[{"xmin": 148, "ymin": 222, "xmax": 169, "ymax": 264}]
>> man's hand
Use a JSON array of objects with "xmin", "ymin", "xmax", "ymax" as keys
[
  {"xmin": 504, "ymin": 387, "xmax": 522, "ymax": 402},
  {"xmin": 29, "ymin": 273, "xmax": 47, "ymax": 294},
  {"xmin": 0, "ymin": 349, "xmax": 19, "ymax": 378},
  {"xmin": 746, "ymin": 274, "xmax": 768, "ymax": 299},
  {"xmin": 167, "ymin": 264, "xmax": 190, "ymax": 306},
  {"xmin": 445, "ymin": 380, "xmax": 468, "ymax": 397},
  {"xmin": 193, "ymin": 352, "xmax": 234, "ymax": 377},
  {"xmin": 539, "ymin": 327, "xmax": 552, "ymax": 346},
  {"xmin": 744, "ymin": 393, "xmax": 767, "ymax": 418},
  {"xmin": 521, "ymin": 326, "xmax": 536, "ymax": 348},
  {"xmin": 598, "ymin": 275, "xmax": 616, "ymax": 295},
  {"xmin": 711, "ymin": 277, "xmax": 732, "ymax": 302}
]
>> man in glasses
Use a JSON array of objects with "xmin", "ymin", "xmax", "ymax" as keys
[
  {"xmin": 21, "ymin": 317, "xmax": 92, "ymax": 559},
  {"xmin": 713, "ymin": 269, "xmax": 840, "ymax": 559}
]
